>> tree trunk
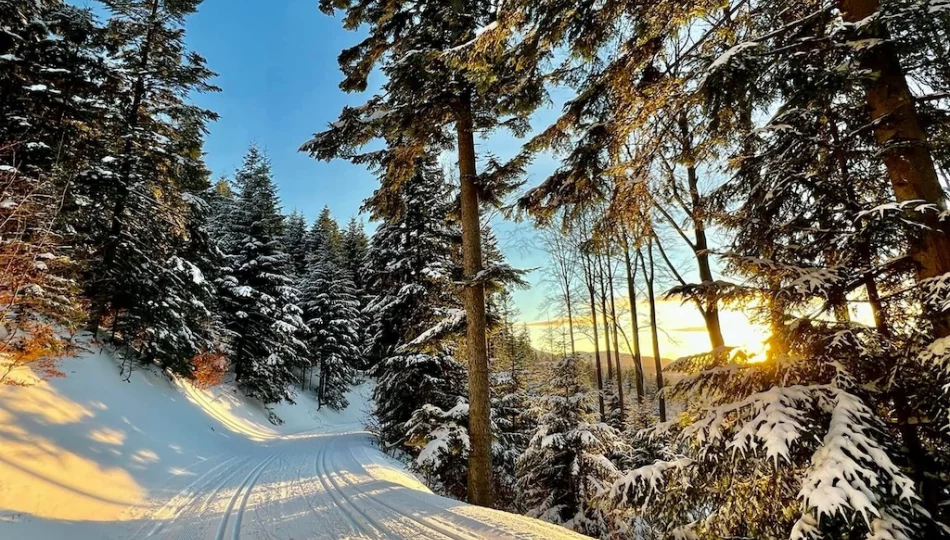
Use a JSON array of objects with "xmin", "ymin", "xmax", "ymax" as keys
[
  {"xmin": 623, "ymin": 239, "xmax": 645, "ymax": 403},
  {"xmin": 565, "ymin": 275, "xmax": 577, "ymax": 357},
  {"xmin": 584, "ymin": 253, "xmax": 606, "ymax": 421},
  {"xmin": 607, "ymin": 248, "xmax": 625, "ymax": 420},
  {"xmin": 597, "ymin": 253, "xmax": 613, "ymax": 382},
  {"xmin": 640, "ymin": 242, "xmax": 666, "ymax": 422},
  {"xmin": 840, "ymin": 0, "xmax": 950, "ymax": 337},
  {"xmin": 454, "ymin": 95, "xmax": 492, "ymax": 507},
  {"xmin": 678, "ymin": 111, "xmax": 725, "ymax": 350}
]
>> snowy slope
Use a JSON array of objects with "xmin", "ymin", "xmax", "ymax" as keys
[{"xmin": 0, "ymin": 345, "xmax": 587, "ymax": 539}]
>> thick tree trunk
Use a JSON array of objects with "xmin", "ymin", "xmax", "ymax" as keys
[
  {"xmin": 639, "ymin": 243, "xmax": 666, "ymax": 422},
  {"xmin": 623, "ymin": 240, "xmax": 645, "ymax": 403},
  {"xmin": 840, "ymin": 0, "xmax": 950, "ymax": 337},
  {"xmin": 454, "ymin": 96, "xmax": 492, "ymax": 507}
]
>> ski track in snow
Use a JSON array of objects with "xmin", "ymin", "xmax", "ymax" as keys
[{"xmin": 0, "ymin": 350, "xmax": 586, "ymax": 539}]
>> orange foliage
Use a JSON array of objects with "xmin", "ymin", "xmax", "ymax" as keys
[
  {"xmin": 191, "ymin": 349, "xmax": 229, "ymax": 389},
  {"xmin": 0, "ymin": 322, "xmax": 74, "ymax": 386}
]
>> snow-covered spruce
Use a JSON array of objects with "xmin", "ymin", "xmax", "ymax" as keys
[
  {"xmin": 517, "ymin": 354, "xmax": 626, "ymax": 537},
  {"xmin": 214, "ymin": 146, "xmax": 309, "ymax": 404}
]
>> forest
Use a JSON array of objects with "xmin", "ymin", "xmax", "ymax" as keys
[{"xmin": 2, "ymin": 0, "xmax": 950, "ymax": 539}]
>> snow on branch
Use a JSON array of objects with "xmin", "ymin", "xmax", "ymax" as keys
[{"xmin": 611, "ymin": 457, "xmax": 694, "ymax": 506}]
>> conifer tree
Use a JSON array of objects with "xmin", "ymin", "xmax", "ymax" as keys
[
  {"xmin": 517, "ymin": 353, "xmax": 624, "ymax": 536},
  {"xmin": 489, "ymin": 298, "xmax": 535, "ymax": 511},
  {"xmin": 364, "ymin": 162, "xmax": 464, "ymax": 447},
  {"xmin": 299, "ymin": 250, "xmax": 361, "ymax": 410},
  {"xmin": 310, "ymin": 206, "xmax": 343, "ymax": 264},
  {"xmin": 363, "ymin": 163, "xmax": 457, "ymax": 366},
  {"xmin": 304, "ymin": 0, "xmax": 549, "ymax": 503},
  {"xmin": 340, "ymin": 218, "xmax": 368, "ymax": 288},
  {"xmin": 283, "ymin": 211, "xmax": 310, "ymax": 278},
  {"xmin": 0, "ymin": 0, "xmax": 103, "ymax": 353},
  {"xmin": 217, "ymin": 146, "xmax": 308, "ymax": 403},
  {"xmin": 87, "ymin": 0, "xmax": 218, "ymax": 337}
]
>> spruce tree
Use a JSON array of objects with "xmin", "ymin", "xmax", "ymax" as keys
[
  {"xmin": 517, "ymin": 353, "xmax": 624, "ymax": 536},
  {"xmin": 363, "ymin": 163, "xmax": 457, "ymax": 366},
  {"xmin": 0, "ymin": 0, "xmax": 103, "ymax": 347},
  {"xmin": 363, "ymin": 161, "xmax": 469, "ymax": 457},
  {"xmin": 87, "ymin": 0, "xmax": 218, "ymax": 337},
  {"xmin": 340, "ymin": 218, "xmax": 368, "ymax": 289},
  {"xmin": 283, "ymin": 211, "xmax": 310, "ymax": 278},
  {"xmin": 299, "ymin": 250, "xmax": 361, "ymax": 411},
  {"xmin": 217, "ymin": 146, "xmax": 308, "ymax": 403}
]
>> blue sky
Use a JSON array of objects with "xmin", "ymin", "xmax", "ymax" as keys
[
  {"xmin": 176, "ymin": 0, "xmax": 561, "ymax": 324},
  {"xmin": 70, "ymin": 0, "xmax": 755, "ymax": 356},
  {"xmin": 70, "ymin": 0, "xmax": 562, "ymax": 322}
]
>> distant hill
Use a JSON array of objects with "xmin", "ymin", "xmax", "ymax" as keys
[
  {"xmin": 529, "ymin": 349, "xmax": 673, "ymax": 379},
  {"xmin": 576, "ymin": 351, "xmax": 673, "ymax": 379}
]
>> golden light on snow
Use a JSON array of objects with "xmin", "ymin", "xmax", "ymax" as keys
[
  {"xmin": 178, "ymin": 380, "xmax": 283, "ymax": 441},
  {"xmin": 0, "ymin": 379, "xmax": 147, "ymax": 522},
  {"xmin": 88, "ymin": 427, "xmax": 126, "ymax": 446}
]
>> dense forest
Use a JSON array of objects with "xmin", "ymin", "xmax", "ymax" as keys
[{"xmin": 3, "ymin": 0, "xmax": 950, "ymax": 539}]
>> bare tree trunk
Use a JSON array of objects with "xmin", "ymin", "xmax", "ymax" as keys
[
  {"xmin": 840, "ymin": 0, "xmax": 950, "ymax": 338},
  {"xmin": 597, "ymin": 252, "xmax": 613, "ymax": 382},
  {"xmin": 607, "ymin": 249, "xmax": 625, "ymax": 420},
  {"xmin": 639, "ymin": 242, "xmax": 666, "ymax": 422},
  {"xmin": 677, "ymin": 111, "xmax": 725, "ymax": 350},
  {"xmin": 583, "ymin": 252, "xmax": 606, "ymax": 421},
  {"xmin": 454, "ymin": 95, "xmax": 492, "ymax": 507},
  {"xmin": 565, "ymin": 278, "xmax": 577, "ymax": 357},
  {"xmin": 623, "ymin": 238, "xmax": 645, "ymax": 403}
]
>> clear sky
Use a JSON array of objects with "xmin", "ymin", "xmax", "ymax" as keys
[
  {"xmin": 71, "ymin": 0, "xmax": 765, "ymax": 359},
  {"xmin": 177, "ymin": 0, "xmax": 563, "ymax": 329}
]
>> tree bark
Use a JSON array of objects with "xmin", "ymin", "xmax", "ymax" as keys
[
  {"xmin": 639, "ymin": 242, "xmax": 666, "ymax": 422},
  {"xmin": 565, "ymin": 274, "xmax": 577, "ymax": 357},
  {"xmin": 606, "ymin": 247, "xmax": 625, "ymax": 420},
  {"xmin": 583, "ymin": 252, "xmax": 607, "ymax": 421},
  {"xmin": 454, "ymin": 96, "xmax": 492, "ymax": 507},
  {"xmin": 623, "ymin": 239, "xmax": 645, "ymax": 403},
  {"xmin": 597, "ymin": 253, "xmax": 613, "ymax": 382},
  {"xmin": 840, "ymin": 0, "xmax": 950, "ymax": 337},
  {"xmin": 677, "ymin": 111, "xmax": 725, "ymax": 350}
]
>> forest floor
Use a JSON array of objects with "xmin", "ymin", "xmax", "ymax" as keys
[{"xmin": 0, "ymin": 342, "xmax": 584, "ymax": 539}]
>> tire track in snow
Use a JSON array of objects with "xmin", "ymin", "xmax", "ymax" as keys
[{"xmin": 214, "ymin": 452, "xmax": 278, "ymax": 540}]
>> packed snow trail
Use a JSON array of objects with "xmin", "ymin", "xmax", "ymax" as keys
[{"xmin": 0, "ymin": 346, "xmax": 586, "ymax": 539}]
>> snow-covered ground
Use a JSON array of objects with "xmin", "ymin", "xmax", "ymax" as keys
[{"xmin": 0, "ymin": 345, "xmax": 585, "ymax": 539}]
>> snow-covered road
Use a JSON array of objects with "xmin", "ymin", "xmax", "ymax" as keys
[
  {"xmin": 124, "ymin": 431, "xmax": 583, "ymax": 540},
  {"xmin": 0, "ymin": 348, "xmax": 585, "ymax": 539}
]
